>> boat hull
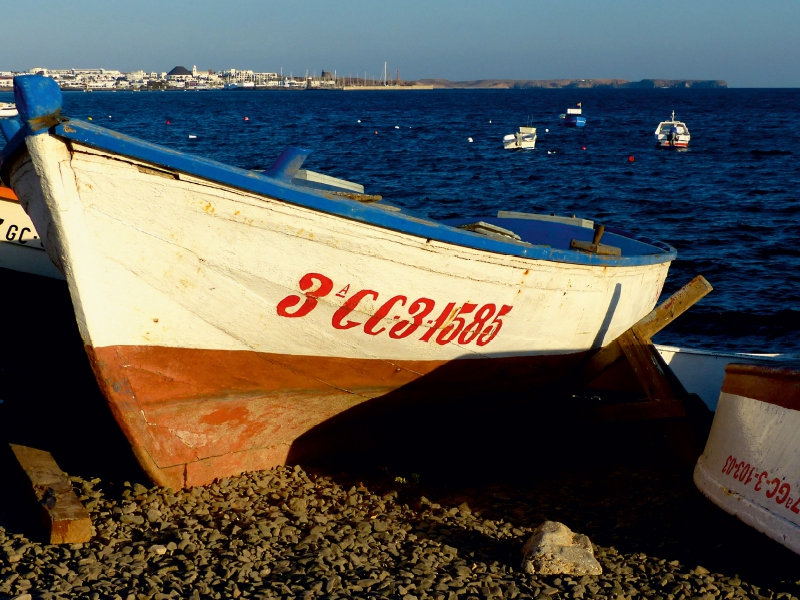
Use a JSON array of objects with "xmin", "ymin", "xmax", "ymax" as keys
[
  {"xmin": 9, "ymin": 131, "xmax": 671, "ymax": 488},
  {"xmin": 655, "ymin": 138, "xmax": 689, "ymax": 148},
  {"xmin": 561, "ymin": 116, "xmax": 586, "ymax": 128},
  {"xmin": 694, "ymin": 364, "xmax": 800, "ymax": 554}
]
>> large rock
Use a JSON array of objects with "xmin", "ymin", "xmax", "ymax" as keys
[{"xmin": 521, "ymin": 521, "xmax": 602, "ymax": 575}]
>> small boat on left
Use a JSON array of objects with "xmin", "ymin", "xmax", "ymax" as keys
[{"xmin": 0, "ymin": 103, "xmax": 64, "ymax": 279}]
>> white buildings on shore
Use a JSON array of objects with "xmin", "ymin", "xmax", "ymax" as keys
[{"xmin": 0, "ymin": 65, "xmax": 341, "ymax": 91}]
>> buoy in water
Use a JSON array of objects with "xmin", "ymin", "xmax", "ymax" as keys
[
  {"xmin": 545, "ymin": 128, "xmax": 549, "ymax": 132},
  {"xmin": 374, "ymin": 131, "xmax": 378, "ymax": 135},
  {"xmin": 395, "ymin": 125, "xmax": 399, "ymax": 129},
  {"xmin": 582, "ymin": 146, "xmax": 586, "ymax": 150},
  {"xmin": 244, "ymin": 116, "xmax": 249, "ymax": 121},
  {"xmin": 88, "ymin": 116, "xmax": 92, "ymax": 120},
  {"xmin": 468, "ymin": 137, "xmax": 473, "ymax": 143},
  {"xmin": 489, "ymin": 120, "xmax": 492, "ymax": 123},
  {"xmin": 357, "ymin": 119, "xmax": 361, "ymax": 123},
  {"xmin": 628, "ymin": 155, "xmax": 635, "ymax": 162},
  {"xmin": 166, "ymin": 119, "xmax": 170, "ymax": 125},
  {"xmin": 108, "ymin": 115, "xmax": 112, "ymax": 119}
]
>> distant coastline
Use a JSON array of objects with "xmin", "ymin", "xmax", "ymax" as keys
[{"xmin": 416, "ymin": 78, "xmax": 727, "ymax": 89}]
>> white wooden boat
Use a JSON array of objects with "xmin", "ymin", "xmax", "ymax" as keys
[
  {"xmin": 694, "ymin": 363, "xmax": 800, "ymax": 554},
  {"xmin": 655, "ymin": 111, "xmax": 690, "ymax": 148},
  {"xmin": 1, "ymin": 75, "xmax": 677, "ymax": 488},
  {"xmin": 503, "ymin": 126, "xmax": 537, "ymax": 150}
]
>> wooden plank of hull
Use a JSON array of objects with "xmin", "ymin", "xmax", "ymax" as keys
[
  {"xmin": 87, "ymin": 345, "xmax": 584, "ymax": 488},
  {"xmin": 10, "ymin": 133, "xmax": 673, "ymax": 487},
  {"xmin": 694, "ymin": 364, "xmax": 800, "ymax": 555}
]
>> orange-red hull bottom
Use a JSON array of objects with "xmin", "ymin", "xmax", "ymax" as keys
[{"xmin": 86, "ymin": 345, "xmax": 584, "ymax": 488}]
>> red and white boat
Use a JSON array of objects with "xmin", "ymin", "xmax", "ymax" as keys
[
  {"xmin": 695, "ymin": 363, "xmax": 800, "ymax": 554},
  {"xmin": 1, "ymin": 76, "xmax": 677, "ymax": 488},
  {"xmin": 655, "ymin": 111, "xmax": 690, "ymax": 148}
]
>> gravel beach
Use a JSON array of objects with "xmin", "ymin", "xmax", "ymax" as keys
[{"xmin": 2, "ymin": 436, "xmax": 800, "ymax": 600}]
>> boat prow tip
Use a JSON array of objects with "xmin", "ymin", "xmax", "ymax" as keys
[{"xmin": 12, "ymin": 74, "xmax": 64, "ymax": 130}]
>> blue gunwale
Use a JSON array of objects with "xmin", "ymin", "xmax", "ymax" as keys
[{"xmin": 1, "ymin": 118, "xmax": 675, "ymax": 268}]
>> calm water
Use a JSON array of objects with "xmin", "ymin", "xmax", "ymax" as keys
[{"xmin": 2, "ymin": 88, "xmax": 798, "ymax": 353}]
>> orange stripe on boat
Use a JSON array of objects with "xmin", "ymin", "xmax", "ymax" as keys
[
  {"xmin": 0, "ymin": 186, "xmax": 19, "ymax": 202},
  {"xmin": 722, "ymin": 363, "xmax": 800, "ymax": 411}
]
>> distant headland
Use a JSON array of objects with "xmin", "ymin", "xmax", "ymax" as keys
[{"xmin": 416, "ymin": 78, "xmax": 727, "ymax": 89}]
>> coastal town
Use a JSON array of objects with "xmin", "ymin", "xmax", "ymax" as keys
[{"xmin": 0, "ymin": 65, "xmax": 416, "ymax": 91}]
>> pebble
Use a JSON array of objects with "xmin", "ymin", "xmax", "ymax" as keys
[{"xmin": 0, "ymin": 463, "xmax": 798, "ymax": 600}]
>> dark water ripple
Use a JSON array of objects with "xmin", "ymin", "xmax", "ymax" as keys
[{"xmin": 1, "ymin": 87, "xmax": 798, "ymax": 353}]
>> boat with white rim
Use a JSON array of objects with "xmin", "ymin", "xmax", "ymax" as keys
[
  {"xmin": 503, "ymin": 124, "xmax": 537, "ymax": 150},
  {"xmin": 655, "ymin": 111, "xmax": 690, "ymax": 148},
  {"xmin": 1, "ymin": 75, "xmax": 676, "ymax": 488},
  {"xmin": 694, "ymin": 362, "xmax": 800, "ymax": 554}
]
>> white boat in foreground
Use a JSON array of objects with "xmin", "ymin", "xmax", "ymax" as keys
[
  {"xmin": 655, "ymin": 111, "xmax": 690, "ymax": 148},
  {"xmin": 1, "ymin": 75, "xmax": 676, "ymax": 489},
  {"xmin": 695, "ymin": 363, "xmax": 800, "ymax": 554},
  {"xmin": 503, "ymin": 126, "xmax": 537, "ymax": 150}
]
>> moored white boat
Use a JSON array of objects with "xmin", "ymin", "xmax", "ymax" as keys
[
  {"xmin": 503, "ymin": 126, "xmax": 537, "ymax": 150},
  {"xmin": 1, "ymin": 76, "xmax": 677, "ymax": 488},
  {"xmin": 655, "ymin": 111, "xmax": 690, "ymax": 148},
  {"xmin": 694, "ymin": 363, "xmax": 800, "ymax": 554}
]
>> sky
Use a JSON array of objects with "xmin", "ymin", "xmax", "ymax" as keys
[{"xmin": 4, "ymin": 0, "xmax": 799, "ymax": 87}]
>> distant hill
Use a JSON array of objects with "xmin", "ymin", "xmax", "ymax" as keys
[{"xmin": 415, "ymin": 78, "xmax": 727, "ymax": 89}]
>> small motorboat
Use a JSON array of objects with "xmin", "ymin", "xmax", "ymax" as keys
[
  {"xmin": 503, "ymin": 126, "xmax": 537, "ymax": 150},
  {"xmin": 559, "ymin": 104, "xmax": 586, "ymax": 127},
  {"xmin": 695, "ymin": 363, "xmax": 800, "ymax": 555},
  {"xmin": 655, "ymin": 111, "xmax": 690, "ymax": 148},
  {"xmin": 1, "ymin": 75, "xmax": 677, "ymax": 489}
]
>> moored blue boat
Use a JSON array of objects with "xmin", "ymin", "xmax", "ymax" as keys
[{"xmin": 560, "ymin": 104, "xmax": 586, "ymax": 127}]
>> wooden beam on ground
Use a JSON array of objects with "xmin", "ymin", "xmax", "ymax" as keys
[
  {"xmin": 578, "ymin": 275, "xmax": 713, "ymax": 385},
  {"xmin": 9, "ymin": 444, "xmax": 92, "ymax": 544}
]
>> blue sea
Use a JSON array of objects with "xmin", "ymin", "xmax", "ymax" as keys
[{"xmin": 2, "ymin": 88, "xmax": 798, "ymax": 353}]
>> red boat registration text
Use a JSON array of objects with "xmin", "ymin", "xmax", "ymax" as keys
[{"xmin": 276, "ymin": 272, "xmax": 513, "ymax": 347}]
